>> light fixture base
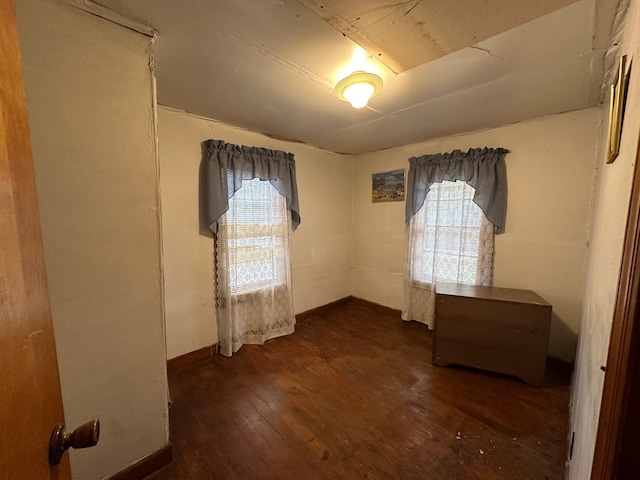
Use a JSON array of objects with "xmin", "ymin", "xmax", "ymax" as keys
[{"xmin": 334, "ymin": 71, "xmax": 383, "ymax": 108}]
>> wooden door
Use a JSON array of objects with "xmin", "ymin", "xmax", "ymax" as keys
[{"xmin": 0, "ymin": 1, "xmax": 71, "ymax": 478}]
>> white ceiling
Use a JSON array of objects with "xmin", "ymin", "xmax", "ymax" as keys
[{"xmin": 92, "ymin": 0, "xmax": 620, "ymax": 154}]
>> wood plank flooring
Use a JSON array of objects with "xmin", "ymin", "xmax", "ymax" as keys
[{"xmin": 149, "ymin": 301, "xmax": 572, "ymax": 480}]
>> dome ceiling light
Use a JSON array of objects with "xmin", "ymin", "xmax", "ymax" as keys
[{"xmin": 334, "ymin": 71, "xmax": 383, "ymax": 109}]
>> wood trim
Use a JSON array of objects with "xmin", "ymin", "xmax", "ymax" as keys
[
  {"xmin": 295, "ymin": 296, "xmax": 353, "ymax": 323},
  {"xmin": 351, "ymin": 297, "xmax": 402, "ymax": 318},
  {"xmin": 108, "ymin": 445, "xmax": 172, "ymax": 480},
  {"xmin": 167, "ymin": 344, "xmax": 218, "ymax": 372},
  {"xmin": 167, "ymin": 297, "xmax": 354, "ymax": 371},
  {"xmin": 591, "ymin": 133, "xmax": 640, "ymax": 478}
]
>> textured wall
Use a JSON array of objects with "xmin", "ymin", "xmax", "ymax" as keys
[
  {"xmin": 351, "ymin": 109, "xmax": 599, "ymax": 362},
  {"xmin": 158, "ymin": 107, "xmax": 354, "ymax": 360},
  {"xmin": 16, "ymin": 1, "xmax": 168, "ymax": 478},
  {"xmin": 569, "ymin": 0, "xmax": 640, "ymax": 477}
]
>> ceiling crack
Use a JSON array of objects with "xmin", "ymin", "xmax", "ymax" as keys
[
  {"xmin": 341, "ymin": 1, "xmax": 421, "ymax": 35},
  {"xmin": 213, "ymin": 24, "xmax": 334, "ymax": 91},
  {"xmin": 404, "ymin": 0, "xmax": 422, "ymax": 16},
  {"xmin": 468, "ymin": 46, "xmax": 514, "ymax": 65}
]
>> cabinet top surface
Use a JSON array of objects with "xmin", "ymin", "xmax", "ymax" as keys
[{"xmin": 435, "ymin": 283, "xmax": 551, "ymax": 306}]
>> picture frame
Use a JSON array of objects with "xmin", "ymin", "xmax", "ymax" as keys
[
  {"xmin": 372, "ymin": 169, "xmax": 405, "ymax": 202},
  {"xmin": 606, "ymin": 55, "xmax": 630, "ymax": 164}
]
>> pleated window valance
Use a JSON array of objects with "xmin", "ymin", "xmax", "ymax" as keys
[
  {"xmin": 204, "ymin": 139, "xmax": 301, "ymax": 233},
  {"xmin": 405, "ymin": 147, "xmax": 509, "ymax": 233}
]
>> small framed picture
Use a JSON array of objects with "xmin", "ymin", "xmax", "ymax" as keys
[
  {"xmin": 606, "ymin": 55, "xmax": 630, "ymax": 164},
  {"xmin": 372, "ymin": 169, "xmax": 405, "ymax": 202}
]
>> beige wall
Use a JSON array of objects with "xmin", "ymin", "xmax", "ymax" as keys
[
  {"xmin": 161, "ymin": 107, "xmax": 601, "ymax": 364},
  {"xmin": 158, "ymin": 107, "xmax": 354, "ymax": 360},
  {"xmin": 16, "ymin": 1, "xmax": 168, "ymax": 479},
  {"xmin": 351, "ymin": 108, "xmax": 599, "ymax": 362},
  {"xmin": 568, "ymin": 0, "xmax": 640, "ymax": 476},
  {"xmin": 14, "ymin": 0, "xmax": 637, "ymax": 478}
]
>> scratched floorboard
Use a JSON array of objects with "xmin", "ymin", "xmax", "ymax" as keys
[{"xmin": 148, "ymin": 301, "xmax": 571, "ymax": 480}]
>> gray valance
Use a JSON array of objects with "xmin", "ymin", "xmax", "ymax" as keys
[
  {"xmin": 405, "ymin": 147, "xmax": 509, "ymax": 233},
  {"xmin": 204, "ymin": 139, "xmax": 301, "ymax": 233}
]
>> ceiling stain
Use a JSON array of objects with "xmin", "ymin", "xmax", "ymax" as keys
[{"xmin": 296, "ymin": 0, "xmax": 579, "ymax": 73}]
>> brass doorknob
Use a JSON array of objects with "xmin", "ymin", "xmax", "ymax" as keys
[{"xmin": 49, "ymin": 419, "xmax": 100, "ymax": 465}]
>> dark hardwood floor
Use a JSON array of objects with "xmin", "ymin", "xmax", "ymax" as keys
[{"xmin": 149, "ymin": 301, "xmax": 572, "ymax": 480}]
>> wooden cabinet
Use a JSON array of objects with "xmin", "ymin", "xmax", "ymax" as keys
[{"xmin": 433, "ymin": 283, "xmax": 552, "ymax": 385}]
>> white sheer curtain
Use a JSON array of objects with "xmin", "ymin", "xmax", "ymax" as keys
[
  {"xmin": 402, "ymin": 180, "xmax": 495, "ymax": 328},
  {"xmin": 215, "ymin": 178, "xmax": 295, "ymax": 357}
]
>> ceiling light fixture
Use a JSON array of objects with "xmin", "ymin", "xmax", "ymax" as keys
[{"xmin": 334, "ymin": 71, "xmax": 383, "ymax": 109}]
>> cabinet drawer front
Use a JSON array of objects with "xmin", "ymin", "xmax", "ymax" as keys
[{"xmin": 433, "ymin": 294, "xmax": 551, "ymax": 384}]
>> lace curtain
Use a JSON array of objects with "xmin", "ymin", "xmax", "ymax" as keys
[
  {"xmin": 215, "ymin": 178, "xmax": 295, "ymax": 356},
  {"xmin": 402, "ymin": 148, "xmax": 507, "ymax": 328},
  {"xmin": 402, "ymin": 181, "xmax": 495, "ymax": 327},
  {"xmin": 204, "ymin": 140, "xmax": 300, "ymax": 357}
]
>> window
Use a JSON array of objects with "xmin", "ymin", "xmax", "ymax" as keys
[
  {"xmin": 206, "ymin": 139, "xmax": 299, "ymax": 357},
  {"xmin": 410, "ymin": 180, "xmax": 494, "ymax": 286},
  {"xmin": 222, "ymin": 178, "xmax": 289, "ymax": 295},
  {"xmin": 403, "ymin": 180, "xmax": 495, "ymax": 327},
  {"xmin": 402, "ymin": 148, "xmax": 506, "ymax": 327},
  {"xmin": 215, "ymin": 176, "xmax": 296, "ymax": 356}
]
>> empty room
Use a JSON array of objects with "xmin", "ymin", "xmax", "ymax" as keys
[{"xmin": 3, "ymin": 0, "xmax": 640, "ymax": 479}]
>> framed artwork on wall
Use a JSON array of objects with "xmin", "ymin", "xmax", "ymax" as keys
[
  {"xmin": 372, "ymin": 169, "xmax": 405, "ymax": 202},
  {"xmin": 606, "ymin": 55, "xmax": 630, "ymax": 164}
]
